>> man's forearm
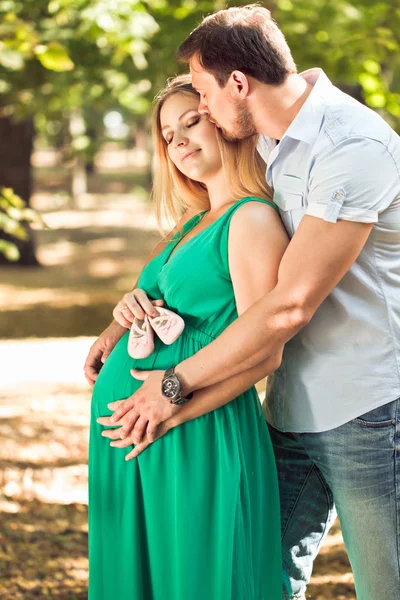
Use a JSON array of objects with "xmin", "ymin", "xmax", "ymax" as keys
[
  {"xmin": 171, "ymin": 350, "xmax": 281, "ymax": 427},
  {"xmin": 176, "ymin": 284, "xmax": 308, "ymax": 394}
]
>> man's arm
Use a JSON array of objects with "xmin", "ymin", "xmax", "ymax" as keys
[
  {"xmin": 176, "ymin": 135, "xmax": 400, "ymax": 393},
  {"xmin": 176, "ymin": 215, "xmax": 373, "ymax": 393},
  {"xmin": 102, "ymin": 350, "xmax": 282, "ymax": 456},
  {"xmin": 171, "ymin": 351, "xmax": 280, "ymax": 428},
  {"xmin": 115, "ymin": 136, "xmax": 395, "ymax": 411},
  {"xmin": 176, "ymin": 136, "xmax": 399, "ymax": 393}
]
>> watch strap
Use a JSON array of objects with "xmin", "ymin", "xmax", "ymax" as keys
[{"xmin": 164, "ymin": 366, "xmax": 175, "ymax": 379}]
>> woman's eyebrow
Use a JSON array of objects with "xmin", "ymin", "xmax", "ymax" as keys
[{"xmin": 161, "ymin": 109, "xmax": 199, "ymax": 131}]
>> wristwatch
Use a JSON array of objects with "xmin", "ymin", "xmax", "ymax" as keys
[{"xmin": 161, "ymin": 366, "xmax": 193, "ymax": 405}]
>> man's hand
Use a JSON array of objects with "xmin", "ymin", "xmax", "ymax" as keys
[
  {"xmin": 98, "ymin": 403, "xmax": 175, "ymax": 460},
  {"xmin": 84, "ymin": 320, "xmax": 126, "ymax": 387},
  {"xmin": 104, "ymin": 369, "xmax": 181, "ymax": 442}
]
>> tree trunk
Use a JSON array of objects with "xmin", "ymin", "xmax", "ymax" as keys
[
  {"xmin": 71, "ymin": 154, "xmax": 87, "ymax": 203},
  {"xmin": 69, "ymin": 111, "xmax": 87, "ymax": 207},
  {"xmin": 0, "ymin": 115, "xmax": 38, "ymax": 266}
]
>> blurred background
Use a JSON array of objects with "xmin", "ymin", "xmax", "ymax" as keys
[{"xmin": 0, "ymin": 1, "xmax": 399, "ymax": 598}]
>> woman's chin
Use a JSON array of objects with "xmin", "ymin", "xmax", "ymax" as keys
[{"xmin": 184, "ymin": 165, "xmax": 221, "ymax": 184}]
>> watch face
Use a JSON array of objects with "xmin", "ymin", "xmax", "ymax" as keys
[{"xmin": 162, "ymin": 377, "xmax": 180, "ymax": 399}]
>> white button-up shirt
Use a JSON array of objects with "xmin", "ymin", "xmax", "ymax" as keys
[{"xmin": 258, "ymin": 68, "xmax": 400, "ymax": 433}]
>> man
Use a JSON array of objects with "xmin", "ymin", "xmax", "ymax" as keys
[{"xmin": 85, "ymin": 5, "xmax": 400, "ymax": 599}]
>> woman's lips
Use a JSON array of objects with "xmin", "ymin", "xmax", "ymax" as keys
[{"xmin": 181, "ymin": 149, "xmax": 200, "ymax": 163}]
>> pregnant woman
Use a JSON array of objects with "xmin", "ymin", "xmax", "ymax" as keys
[{"xmin": 89, "ymin": 74, "xmax": 288, "ymax": 600}]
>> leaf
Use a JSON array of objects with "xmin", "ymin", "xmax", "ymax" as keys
[
  {"xmin": 0, "ymin": 212, "xmax": 28, "ymax": 239},
  {"xmin": 0, "ymin": 187, "xmax": 26, "ymax": 208},
  {"xmin": 35, "ymin": 42, "xmax": 74, "ymax": 72},
  {"xmin": 0, "ymin": 46, "xmax": 24, "ymax": 70},
  {"xmin": 4, "ymin": 206, "xmax": 26, "ymax": 220},
  {"xmin": 367, "ymin": 92, "xmax": 386, "ymax": 108},
  {"xmin": 0, "ymin": 239, "xmax": 20, "ymax": 261},
  {"xmin": 358, "ymin": 73, "xmax": 381, "ymax": 93}
]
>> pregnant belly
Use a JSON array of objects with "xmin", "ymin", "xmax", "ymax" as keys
[{"xmin": 91, "ymin": 329, "xmax": 210, "ymax": 419}]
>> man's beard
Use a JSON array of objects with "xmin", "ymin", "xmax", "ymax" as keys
[{"xmin": 217, "ymin": 102, "xmax": 258, "ymax": 142}]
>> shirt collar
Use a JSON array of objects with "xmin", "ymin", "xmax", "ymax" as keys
[
  {"xmin": 258, "ymin": 68, "xmax": 333, "ymax": 155},
  {"xmin": 281, "ymin": 68, "xmax": 332, "ymax": 145}
]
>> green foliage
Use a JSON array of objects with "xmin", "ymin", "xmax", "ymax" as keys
[
  {"xmin": 0, "ymin": 0, "xmax": 398, "ymax": 153},
  {"xmin": 273, "ymin": 0, "xmax": 400, "ymax": 129},
  {"xmin": 0, "ymin": 0, "xmax": 160, "ymax": 116},
  {"xmin": 143, "ymin": 0, "xmax": 400, "ymax": 129},
  {"xmin": 0, "ymin": 187, "xmax": 44, "ymax": 260}
]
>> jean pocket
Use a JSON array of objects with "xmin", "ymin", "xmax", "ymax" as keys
[{"xmin": 353, "ymin": 400, "xmax": 398, "ymax": 428}]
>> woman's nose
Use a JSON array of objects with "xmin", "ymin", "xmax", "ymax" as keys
[{"xmin": 172, "ymin": 133, "xmax": 188, "ymax": 148}]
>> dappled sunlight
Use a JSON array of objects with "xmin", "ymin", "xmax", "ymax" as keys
[
  {"xmin": 0, "ymin": 498, "xmax": 88, "ymax": 599},
  {"xmin": 308, "ymin": 572, "xmax": 356, "ymax": 600},
  {"xmin": 0, "ymin": 285, "xmax": 94, "ymax": 309},
  {"xmin": 0, "ymin": 199, "xmax": 162, "ymax": 339},
  {"xmin": 0, "ymin": 497, "xmax": 21, "ymax": 513},
  {"xmin": 86, "ymin": 236, "xmax": 127, "ymax": 253},
  {"xmin": 319, "ymin": 530, "xmax": 345, "ymax": 550},
  {"xmin": 311, "ymin": 572, "xmax": 354, "ymax": 585},
  {"xmin": 0, "ymin": 337, "xmax": 93, "ymax": 387},
  {"xmin": 38, "ymin": 202, "xmax": 162, "ymax": 231},
  {"xmin": 38, "ymin": 239, "xmax": 78, "ymax": 265},
  {"xmin": 3, "ymin": 464, "xmax": 88, "ymax": 505},
  {"xmin": 87, "ymin": 256, "xmax": 125, "ymax": 278}
]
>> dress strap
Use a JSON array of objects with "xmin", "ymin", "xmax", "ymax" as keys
[
  {"xmin": 217, "ymin": 197, "xmax": 280, "ymax": 276},
  {"xmin": 225, "ymin": 196, "xmax": 279, "ymax": 217}
]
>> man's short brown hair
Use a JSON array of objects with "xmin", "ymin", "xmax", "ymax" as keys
[{"xmin": 177, "ymin": 4, "xmax": 296, "ymax": 87}]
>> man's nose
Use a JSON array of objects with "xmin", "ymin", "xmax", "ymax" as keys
[{"xmin": 198, "ymin": 97, "xmax": 210, "ymax": 114}]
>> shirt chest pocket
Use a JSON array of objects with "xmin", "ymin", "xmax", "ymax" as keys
[{"xmin": 273, "ymin": 184, "xmax": 305, "ymax": 237}]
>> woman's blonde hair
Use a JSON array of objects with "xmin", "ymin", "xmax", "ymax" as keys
[{"xmin": 152, "ymin": 73, "xmax": 273, "ymax": 228}]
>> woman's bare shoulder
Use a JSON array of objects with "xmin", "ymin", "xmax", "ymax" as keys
[{"xmin": 229, "ymin": 199, "xmax": 288, "ymax": 247}]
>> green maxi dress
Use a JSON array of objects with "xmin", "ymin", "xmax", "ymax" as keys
[{"xmin": 89, "ymin": 197, "xmax": 282, "ymax": 600}]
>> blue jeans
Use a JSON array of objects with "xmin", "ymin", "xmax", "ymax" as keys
[{"xmin": 268, "ymin": 397, "xmax": 400, "ymax": 600}]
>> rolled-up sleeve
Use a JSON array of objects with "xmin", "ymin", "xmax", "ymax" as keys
[{"xmin": 306, "ymin": 136, "xmax": 400, "ymax": 224}]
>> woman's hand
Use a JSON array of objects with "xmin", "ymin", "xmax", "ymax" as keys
[
  {"xmin": 84, "ymin": 320, "xmax": 126, "ymax": 386},
  {"xmin": 99, "ymin": 409, "xmax": 175, "ymax": 460},
  {"xmin": 113, "ymin": 289, "xmax": 164, "ymax": 328}
]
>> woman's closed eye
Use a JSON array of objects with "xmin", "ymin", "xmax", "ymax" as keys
[
  {"xmin": 165, "ymin": 117, "xmax": 201, "ymax": 145},
  {"xmin": 187, "ymin": 116, "xmax": 201, "ymax": 128}
]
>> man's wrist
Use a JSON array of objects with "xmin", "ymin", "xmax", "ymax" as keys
[
  {"xmin": 111, "ymin": 319, "xmax": 127, "ymax": 335},
  {"xmin": 174, "ymin": 364, "xmax": 194, "ymax": 397}
]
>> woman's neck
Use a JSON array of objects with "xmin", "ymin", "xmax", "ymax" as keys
[{"xmin": 203, "ymin": 170, "xmax": 235, "ymax": 215}]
